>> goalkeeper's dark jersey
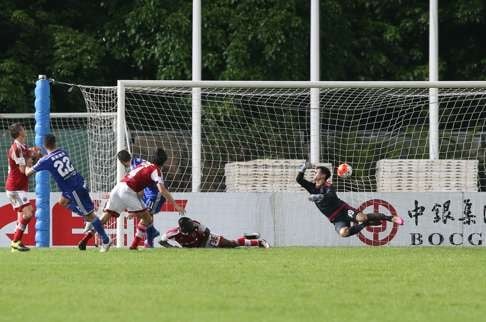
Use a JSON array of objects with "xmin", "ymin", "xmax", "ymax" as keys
[{"xmin": 296, "ymin": 172, "xmax": 354, "ymax": 222}]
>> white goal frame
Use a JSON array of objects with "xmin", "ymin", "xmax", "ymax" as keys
[
  {"xmin": 116, "ymin": 80, "xmax": 486, "ymax": 181},
  {"xmin": 114, "ymin": 80, "xmax": 486, "ymax": 247}
]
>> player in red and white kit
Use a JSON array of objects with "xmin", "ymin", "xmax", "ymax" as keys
[
  {"xmin": 159, "ymin": 217, "xmax": 270, "ymax": 248},
  {"xmin": 95, "ymin": 147, "xmax": 185, "ymax": 249},
  {"xmin": 5, "ymin": 123, "xmax": 40, "ymax": 252}
]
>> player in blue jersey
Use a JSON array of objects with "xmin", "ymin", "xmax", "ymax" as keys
[
  {"xmin": 117, "ymin": 149, "xmax": 165, "ymax": 247},
  {"xmin": 25, "ymin": 134, "xmax": 112, "ymax": 252}
]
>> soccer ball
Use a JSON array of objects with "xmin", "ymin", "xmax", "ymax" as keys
[{"xmin": 337, "ymin": 163, "xmax": 352, "ymax": 178}]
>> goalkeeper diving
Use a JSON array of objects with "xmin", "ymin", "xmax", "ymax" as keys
[{"xmin": 296, "ymin": 162, "xmax": 404, "ymax": 238}]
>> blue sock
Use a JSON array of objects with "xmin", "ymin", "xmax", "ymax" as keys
[
  {"xmin": 146, "ymin": 225, "xmax": 159, "ymax": 247},
  {"xmin": 91, "ymin": 217, "xmax": 109, "ymax": 244}
]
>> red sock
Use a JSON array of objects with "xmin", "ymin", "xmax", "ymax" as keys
[
  {"xmin": 80, "ymin": 231, "xmax": 94, "ymax": 244},
  {"xmin": 130, "ymin": 222, "xmax": 147, "ymax": 249},
  {"xmin": 250, "ymin": 239, "xmax": 259, "ymax": 246},
  {"xmin": 236, "ymin": 238, "xmax": 259, "ymax": 246},
  {"xmin": 13, "ymin": 216, "xmax": 31, "ymax": 242}
]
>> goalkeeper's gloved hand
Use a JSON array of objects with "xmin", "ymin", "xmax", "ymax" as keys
[
  {"xmin": 308, "ymin": 194, "xmax": 324, "ymax": 203},
  {"xmin": 298, "ymin": 161, "xmax": 312, "ymax": 173}
]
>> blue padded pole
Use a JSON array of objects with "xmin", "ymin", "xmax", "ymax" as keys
[{"xmin": 34, "ymin": 75, "xmax": 51, "ymax": 247}]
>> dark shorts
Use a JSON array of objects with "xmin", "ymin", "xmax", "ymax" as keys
[
  {"xmin": 62, "ymin": 186, "xmax": 94, "ymax": 216},
  {"xmin": 142, "ymin": 193, "xmax": 166, "ymax": 215},
  {"xmin": 332, "ymin": 208, "xmax": 358, "ymax": 234}
]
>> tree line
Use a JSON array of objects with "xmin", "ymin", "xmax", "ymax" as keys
[{"xmin": 1, "ymin": 0, "xmax": 485, "ymax": 113}]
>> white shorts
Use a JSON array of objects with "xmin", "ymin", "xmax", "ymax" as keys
[
  {"xmin": 6, "ymin": 190, "xmax": 31, "ymax": 211},
  {"xmin": 104, "ymin": 182, "xmax": 146, "ymax": 216}
]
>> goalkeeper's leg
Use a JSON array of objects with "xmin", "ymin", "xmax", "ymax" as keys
[
  {"xmin": 335, "ymin": 220, "xmax": 366, "ymax": 238},
  {"xmin": 362, "ymin": 212, "xmax": 404, "ymax": 225}
]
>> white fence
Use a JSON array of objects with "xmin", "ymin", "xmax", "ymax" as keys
[{"xmin": 0, "ymin": 192, "xmax": 485, "ymax": 247}]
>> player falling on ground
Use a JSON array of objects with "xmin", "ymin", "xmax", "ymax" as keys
[
  {"xmin": 159, "ymin": 216, "xmax": 270, "ymax": 248},
  {"xmin": 25, "ymin": 134, "xmax": 112, "ymax": 252},
  {"xmin": 5, "ymin": 123, "xmax": 40, "ymax": 252},
  {"xmin": 81, "ymin": 147, "xmax": 185, "ymax": 250},
  {"xmin": 296, "ymin": 162, "xmax": 404, "ymax": 238}
]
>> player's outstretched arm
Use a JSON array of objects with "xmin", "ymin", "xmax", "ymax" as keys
[
  {"xmin": 159, "ymin": 240, "xmax": 179, "ymax": 248},
  {"xmin": 297, "ymin": 160, "xmax": 312, "ymax": 173},
  {"xmin": 158, "ymin": 234, "xmax": 181, "ymax": 248},
  {"xmin": 24, "ymin": 148, "xmax": 44, "ymax": 177},
  {"xmin": 296, "ymin": 161, "xmax": 315, "ymax": 193},
  {"xmin": 25, "ymin": 160, "xmax": 36, "ymax": 177},
  {"xmin": 157, "ymin": 183, "xmax": 186, "ymax": 215},
  {"xmin": 25, "ymin": 167, "xmax": 34, "ymax": 177}
]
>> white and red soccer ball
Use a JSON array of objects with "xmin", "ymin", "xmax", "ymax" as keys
[{"xmin": 337, "ymin": 163, "xmax": 352, "ymax": 178}]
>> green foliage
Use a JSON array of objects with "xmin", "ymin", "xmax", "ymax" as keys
[
  {"xmin": 203, "ymin": 0, "xmax": 308, "ymax": 80},
  {"xmin": 102, "ymin": 0, "xmax": 192, "ymax": 79},
  {"xmin": 0, "ymin": 1, "xmax": 109, "ymax": 112},
  {"xmin": 0, "ymin": 59, "xmax": 35, "ymax": 113},
  {"xmin": 2, "ymin": 0, "xmax": 486, "ymax": 113}
]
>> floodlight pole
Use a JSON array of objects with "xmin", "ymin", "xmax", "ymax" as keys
[
  {"xmin": 192, "ymin": 0, "xmax": 202, "ymax": 192},
  {"xmin": 429, "ymin": 0, "xmax": 439, "ymax": 160},
  {"xmin": 310, "ymin": 0, "xmax": 320, "ymax": 165}
]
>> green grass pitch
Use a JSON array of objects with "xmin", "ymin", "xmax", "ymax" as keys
[{"xmin": 1, "ymin": 247, "xmax": 485, "ymax": 322}]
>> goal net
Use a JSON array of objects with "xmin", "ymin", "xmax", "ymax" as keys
[
  {"xmin": 12, "ymin": 81, "xmax": 476, "ymax": 247},
  {"xmin": 0, "ymin": 113, "xmax": 95, "ymax": 193},
  {"xmin": 0, "ymin": 112, "xmax": 118, "ymax": 245},
  {"xmin": 77, "ymin": 83, "xmax": 486, "ymax": 195}
]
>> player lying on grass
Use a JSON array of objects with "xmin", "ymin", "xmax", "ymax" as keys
[
  {"xmin": 80, "ymin": 147, "xmax": 185, "ymax": 250},
  {"xmin": 159, "ymin": 217, "xmax": 270, "ymax": 248},
  {"xmin": 5, "ymin": 123, "xmax": 41, "ymax": 252},
  {"xmin": 25, "ymin": 134, "xmax": 112, "ymax": 252},
  {"xmin": 296, "ymin": 162, "xmax": 404, "ymax": 238}
]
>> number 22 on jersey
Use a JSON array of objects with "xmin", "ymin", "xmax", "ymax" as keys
[{"xmin": 54, "ymin": 156, "xmax": 75, "ymax": 177}]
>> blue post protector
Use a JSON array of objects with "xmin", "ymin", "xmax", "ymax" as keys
[{"xmin": 34, "ymin": 75, "xmax": 51, "ymax": 247}]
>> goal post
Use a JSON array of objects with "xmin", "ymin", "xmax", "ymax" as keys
[
  {"xmin": 116, "ymin": 81, "xmax": 126, "ymax": 248},
  {"xmin": 0, "ymin": 111, "xmax": 118, "ymax": 245},
  {"xmin": 72, "ymin": 80, "xmax": 486, "ymax": 246},
  {"xmin": 114, "ymin": 79, "xmax": 486, "ymax": 190},
  {"xmin": 3, "ymin": 80, "xmax": 484, "ymax": 247},
  {"xmin": 0, "ymin": 112, "xmax": 113, "ymax": 191}
]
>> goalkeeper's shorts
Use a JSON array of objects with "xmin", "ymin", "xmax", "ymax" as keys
[{"xmin": 331, "ymin": 209, "xmax": 358, "ymax": 234}]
